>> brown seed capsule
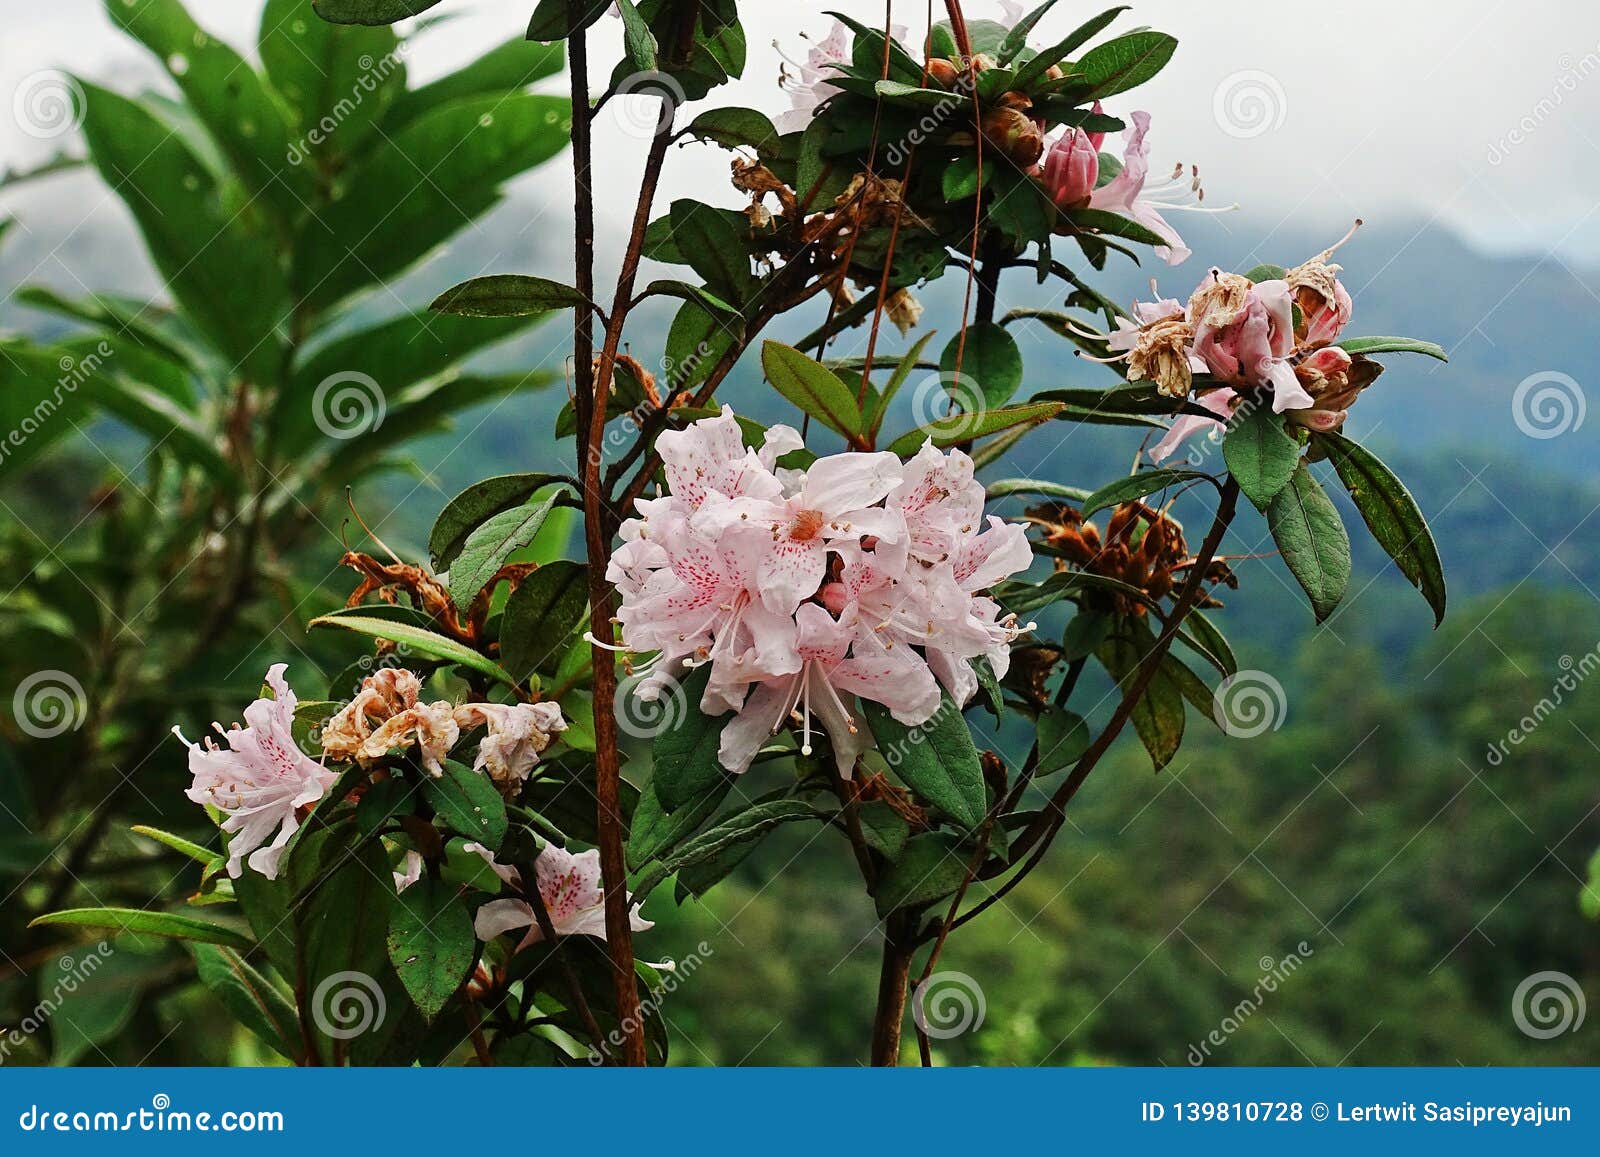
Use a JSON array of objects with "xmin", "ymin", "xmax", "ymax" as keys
[
  {"xmin": 925, "ymin": 57, "xmax": 960, "ymax": 88},
  {"xmin": 980, "ymin": 106, "xmax": 1045, "ymax": 168}
]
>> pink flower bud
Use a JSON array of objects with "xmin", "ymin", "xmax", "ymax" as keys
[{"xmin": 1042, "ymin": 128, "xmax": 1099, "ymax": 209}]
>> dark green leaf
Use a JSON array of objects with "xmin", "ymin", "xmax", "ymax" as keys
[
  {"xmin": 650, "ymin": 667, "xmax": 731, "ymax": 812},
  {"xmin": 1223, "ymin": 405, "xmax": 1301, "ymax": 512},
  {"xmin": 30, "ymin": 908, "xmax": 251, "ymax": 949},
  {"xmin": 313, "ymin": 0, "xmax": 443, "ymax": 24},
  {"xmin": 429, "ymin": 473, "xmax": 568, "ymax": 572},
  {"xmin": 762, "ymin": 341, "xmax": 863, "ymax": 439},
  {"xmin": 885, "ymin": 401, "xmax": 1063, "ymax": 455},
  {"xmin": 501, "ymin": 561, "xmax": 590, "ymax": 683},
  {"xmin": 308, "ymin": 613, "xmax": 517, "ymax": 687},
  {"xmin": 685, "ymin": 107, "xmax": 779, "ymax": 152},
  {"xmin": 1267, "ymin": 464, "xmax": 1351, "ymax": 623},
  {"xmin": 446, "ymin": 488, "xmax": 564, "ymax": 609},
  {"xmin": 423, "ymin": 761, "xmax": 509, "ymax": 849},
  {"xmin": 1096, "ymin": 618, "xmax": 1186, "ymax": 770},
  {"xmin": 1318, "ymin": 431, "xmax": 1447, "ymax": 625},
  {"xmin": 387, "ymin": 875, "xmax": 475, "ymax": 1021},
  {"xmin": 189, "ymin": 943, "xmax": 300, "ymax": 1061},
  {"xmin": 1036, "ymin": 706, "xmax": 1090, "ymax": 776},
  {"xmin": 1080, "ymin": 468, "xmax": 1213, "ymax": 518},
  {"xmin": 862, "ymin": 696, "xmax": 985, "ymax": 829},
  {"xmin": 940, "ymin": 322, "xmax": 1022, "ymax": 409},
  {"xmin": 1076, "ymin": 30, "xmax": 1178, "ymax": 100},
  {"xmin": 874, "ymin": 833, "xmax": 968, "ymax": 916},
  {"xmin": 430, "ymin": 275, "xmax": 589, "ymax": 318},
  {"xmin": 1336, "ymin": 336, "xmax": 1449, "ymax": 361}
]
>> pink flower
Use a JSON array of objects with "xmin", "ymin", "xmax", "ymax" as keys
[
  {"xmin": 472, "ymin": 844, "xmax": 652, "ymax": 949},
  {"xmin": 1149, "ymin": 387, "xmax": 1241, "ymax": 463},
  {"xmin": 175, "ymin": 665, "xmax": 337, "ymax": 880},
  {"xmin": 1042, "ymin": 127, "xmax": 1100, "ymax": 209},
  {"xmin": 776, "ymin": 20, "xmax": 852, "ymax": 133},
  {"xmin": 1089, "ymin": 111, "xmax": 1192, "ymax": 265},
  {"xmin": 453, "ymin": 701, "xmax": 567, "ymax": 790},
  {"xmin": 1188, "ymin": 272, "xmax": 1314, "ymax": 412}
]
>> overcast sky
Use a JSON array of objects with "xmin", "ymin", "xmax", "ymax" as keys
[{"xmin": 5, "ymin": 0, "xmax": 1600, "ymax": 271}]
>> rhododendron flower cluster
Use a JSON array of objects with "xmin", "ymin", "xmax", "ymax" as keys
[
  {"xmin": 607, "ymin": 408, "xmax": 1034, "ymax": 776},
  {"xmin": 179, "ymin": 666, "xmax": 567, "ymax": 879},
  {"xmin": 1084, "ymin": 226, "xmax": 1372, "ymax": 462}
]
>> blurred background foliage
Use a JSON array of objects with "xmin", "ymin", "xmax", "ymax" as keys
[{"xmin": 1, "ymin": 0, "xmax": 1597, "ymax": 1065}]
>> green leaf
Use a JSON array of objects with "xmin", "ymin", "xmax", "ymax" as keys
[
  {"xmin": 295, "ymin": 93, "xmax": 570, "ymax": 313},
  {"xmin": 309, "ymin": 613, "xmax": 517, "ymax": 687},
  {"xmin": 1011, "ymin": 5, "xmax": 1130, "ymax": 86},
  {"xmin": 429, "ymin": 473, "xmax": 568, "ymax": 572},
  {"xmin": 613, "ymin": 0, "xmax": 658, "ymax": 72},
  {"xmin": 30, "ymin": 908, "xmax": 252, "ymax": 950},
  {"xmin": 875, "ymin": 833, "xmax": 969, "ymax": 916},
  {"xmin": 430, "ymin": 275, "xmax": 590, "ymax": 318},
  {"xmin": 862, "ymin": 696, "xmax": 985, "ymax": 829},
  {"xmin": 669, "ymin": 199, "xmax": 756, "ymax": 303},
  {"xmin": 940, "ymin": 322, "xmax": 1022, "ymax": 409},
  {"xmin": 663, "ymin": 300, "xmax": 738, "ymax": 393},
  {"xmin": 1096, "ymin": 618, "xmax": 1186, "ymax": 770},
  {"xmin": 1223, "ymin": 405, "xmax": 1301, "ymax": 512},
  {"xmin": 1076, "ymin": 30, "xmax": 1178, "ymax": 99},
  {"xmin": 1080, "ymin": 468, "xmax": 1213, "ymax": 518},
  {"xmin": 863, "ymin": 330, "xmax": 937, "ymax": 436},
  {"xmin": 1178, "ymin": 611, "xmax": 1238, "ymax": 678},
  {"xmin": 994, "ymin": 570, "xmax": 1158, "ymax": 617},
  {"xmin": 648, "ymin": 800, "xmax": 824, "ymax": 900},
  {"xmin": 313, "ymin": 0, "xmax": 443, "ymax": 24},
  {"xmin": 1064, "ymin": 206, "xmax": 1171, "ymax": 250},
  {"xmin": 997, "ymin": 0, "xmax": 1067, "ymax": 64},
  {"xmin": 264, "ymin": 0, "xmax": 402, "ymax": 155},
  {"xmin": 1267, "ymin": 464, "xmax": 1352, "ymax": 623},
  {"xmin": 423, "ymin": 761, "xmax": 509, "ymax": 850},
  {"xmin": 1242, "ymin": 262, "xmax": 1287, "ymax": 284},
  {"xmin": 386, "ymin": 38, "xmax": 563, "ymax": 131},
  {"xmin": 984, "ymin": 478, "xmax": 1092, "ymax": 504},
  {"xmin": 886, "ymin": 401, "xmax": 1063, "ymax": 455},
  {"xmin": 188, "ymin": 943, "xmax": 300, "ymax": 1061},
  {"xmin": 650, "ymin": 667, "xmax": 732, "ymax": 812},
  {"xmin": 109, "ymin": 0, "xmax": 310, "ymax": 224},
  {"xmin": 1036, "ymin": 706, "xmax": 1090, "ymax": 776},
  {"xmin": 686, "ymin": 107, "xmax": 779, "ymax": 152},
  {"xmin": 0, "ymin": 341, "xmax": 91, "ymax": 477},
  {"xmin": 855, "ymin": 801, "xmax": 910, "ymax": 862},
  {"xmin": 761, "ymin": 341, "xmax": 863, "ymax": 440},
  {"xmin": 78, "ymin": 84, "xmax": 288, "ymax": 384},
  {"xmin": 130, "ymin": 825, "xmax": 218, "ymax": 866},
  {"xmin": 526, "ymin": 0, "xmax": 614, "ymax": 41},
  {"xmin": 626, "ymin": 775, "xmax": 735, "ymax": 870},
  {"xmin": 501, "ymin": 561, "xmax": 589, "ymax": 683},
  {"xmin": 72, "ymin": 356, "xmax": 234, "ymax": 483},
  {"xmin": 1318, "ymin": 432, "xmax": 1447, "ymax": 626},
  {"xmin": 387, "ymin": 875, "xmax": 475, "ymax": 1021},
  {"xmin": 1336, "ymin": 336, "xmax": 1449, "ymax": 362},
  {"xmin": 446, "ymin": 488, "xmax": 564, "ymax": 609}
]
